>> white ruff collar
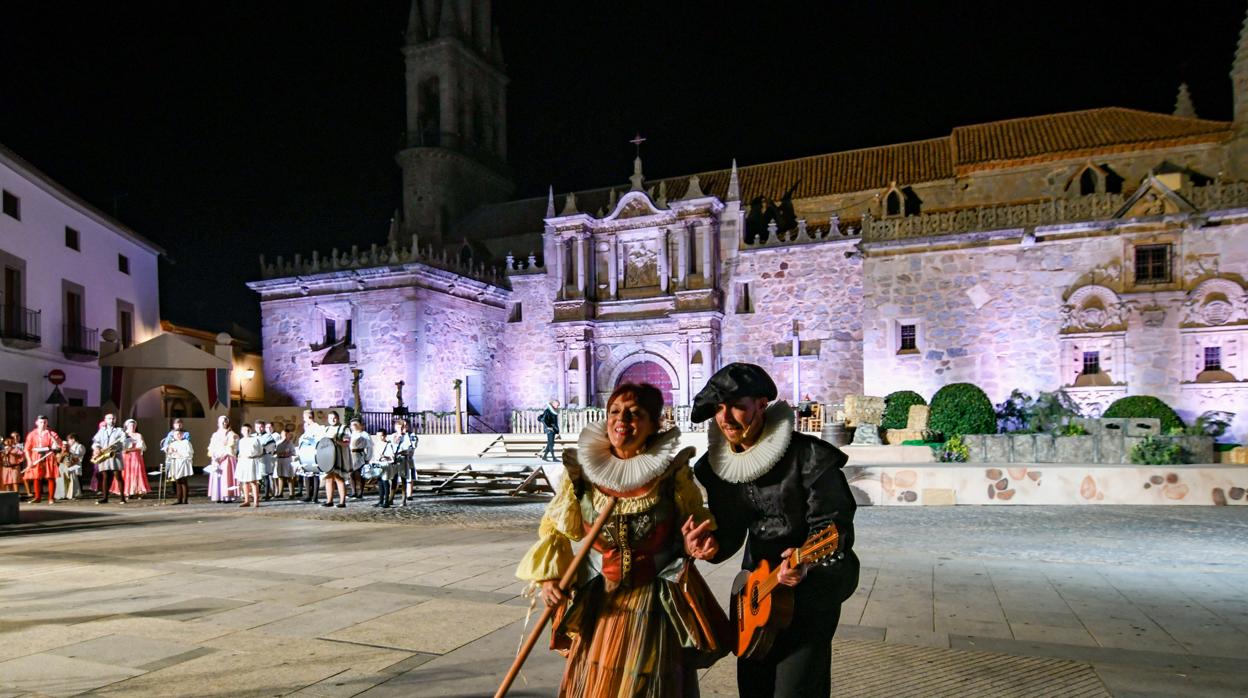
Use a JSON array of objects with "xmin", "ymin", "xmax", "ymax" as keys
[
  {"xmin": 707, "ymin": 401, "xmax": 794, "ymax": 483},
  {"xmin": 577, "ymin": 422, "xmax": 682, "ymax": 492}
]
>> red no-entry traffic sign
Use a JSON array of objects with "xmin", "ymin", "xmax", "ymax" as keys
[{"xmin": 47, "ymin": 369, "xmax": 66, "ymax": 385}]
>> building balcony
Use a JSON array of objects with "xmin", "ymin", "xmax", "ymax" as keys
[
  {"xmin": 62, "ymin": 324, "xmax": 99, "ymax": 360},
  {"xmin": 0, "ymin": 304, "xmax": 41, "ymax": 348}
]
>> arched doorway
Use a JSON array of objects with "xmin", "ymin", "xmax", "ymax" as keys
[
  {"xmin": 129, "ymin": 385, "xmax": 206, "ymax": 419},
  {"xmin": 616, "ymin": 360, "xmax": 674, "ymax": 406}
]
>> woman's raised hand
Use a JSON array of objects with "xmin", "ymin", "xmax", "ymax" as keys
[{"xmin": 682, "ymin": 515, "xmax": 718, "ymax": 560}]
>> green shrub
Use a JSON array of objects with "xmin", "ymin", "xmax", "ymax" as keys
[
  {"xmin": 1103, "ymin": 396, "xmax": 1185, "ymax": 433},
  {"xmin": 995, "ymin": 389, "xmax": 1081, "ymax": 433},
  {"xmin": 882, "ymin": 390, "xmax": 927, "ymax": 430},
  {"xmin": 1055, "ymin": 422, "xmax": 1089, "ymax": 437},
  {"xmin": 1129, "ymin": 435, "xmax": 1186, "ymax": 465},
  {"xmin": 934, "ymin": 434, "xmax": 970, "ymax": 462},
  {"xmin": 929, "ymin": 383, "xmax": 996, "ymax": 437}
]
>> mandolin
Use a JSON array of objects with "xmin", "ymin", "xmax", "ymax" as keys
[{"xmin": 730, "ymin": 525, "xmax": 841, "ymax": 658}]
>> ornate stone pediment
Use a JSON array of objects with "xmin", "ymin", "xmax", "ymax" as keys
[
  {"xmin": 1113, "ymin": 174, "xmax": 1196, "ymax": 219},
  {"xmin": 1181, "ymin": 277, "xmax": 1248, "ymax": 327},
  {"xmin": 605, "ymin": 191, "xmax": 663, "ymax": 221},
  {"xmin": 1061, "ymin": 284, "xmax": 1127, "ymax": 334}
]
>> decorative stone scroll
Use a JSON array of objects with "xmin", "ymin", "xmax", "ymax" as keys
[
  {"xmin": 1181, "ymin": 278, "xmax": 1248, "ymax": 327},
  {"xmin": 1061, "ymin": 285, "xmax": 1127, "ymax": 334}
]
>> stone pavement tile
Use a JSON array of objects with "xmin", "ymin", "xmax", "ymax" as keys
[
  {"xmin": 358, "ymin": 581, "xmax": 512, "ymax": 605},
  {"xmin": 226, "ymin": 582, "xmax": 351, "ymax": 607},
  {"xmin": 183, "ymin": 601, "xmax": 311, "ymax": 630},
  {"xmin": 835, "ymin": 624, "xmax": 885, "ymax": 642},
  {"xmin": 46, "ymin": 633, "xmax": 200, "ymax": 670},
  {"xmin": 1008, "ymin": 623, "xmax": 1098, "ymax": 646},
  {"xmin": 1080, "ymin": 616, "xmax": 1189, "ymax": 653},
  {"xmin": 884, "ymin": 627, "xmax": 948, "ymax": 647},
  {"xmin": 325, "ymin": 598, "xmax": 526, "ymax": 655},
  {"xmin": 1002, "ymin": 608, "xmax": 1086, "ymax": 629},
  {"xmin": 91, "ymin": 647, "xmax": 342, "ymax": 698},
  {"xmin": 289, "ymin": 669, "xmax": 394, "ymax": 698},
  {"xmin": 247, "ymin": 606, "xmax": 393, "ymax": 640},
  {"xmin": 0, "ymin": 622, "xmax": 114, "ymax": 662},
  {"xmin": 0, "ymin": 652, "xmax": 144, "ymax": 697},
  {"xmin": 948, "ymin": 633, "xmax": 1247, "ymax": 674},
  {"xmin": 201, "ymin": 630, "xmax": 412, "ymax": 674},
  {"xmin": 1092, "ymin": 660, "xmax": 1248, "ymax": 697},
  {"xmin": 934, "ymin": 618, "xmax": 1013, "ymax": 640},
  {"xmin": 302, "ymin": 589, "xmax": 425, "ymax": 617},
  {"xmin": 354, "ymin": 616, "xmax": 566, "ymax": 698},
  {"xmin": 317, "ymin": 576, "xmax": 376, "ymax": 591},
  {"xmin": 130, "ymin": 595, "xmax": 251, "ymax": 622},
  {"xmin": 68, "ymin": 614, "xmax": 237, "ymax": 645},
  {"xmin": 933, "ymin": 600, "xmax": 1007, "ymax": 623}
]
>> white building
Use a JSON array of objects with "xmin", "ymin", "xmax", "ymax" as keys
[{"xmin": 0, "ymin": 143, "xmax": 163, "ymax": 434}]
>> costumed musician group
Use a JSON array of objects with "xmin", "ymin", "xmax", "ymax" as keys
[
  {"xmin": 290, "ymin": 409, "xmax": 418, "ymax": 509},
  {"xmin": 504, "ymin": 362, "xmax": 858, "ymax": 698}
]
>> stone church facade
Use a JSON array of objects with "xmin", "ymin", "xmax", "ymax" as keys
[{"xmin": 249, "ymin": 1, "xmax": 1248, "ymax": 441}]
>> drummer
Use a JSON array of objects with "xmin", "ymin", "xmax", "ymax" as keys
[
  {"xmin": 298, "ymin": 410, "xmax": 323, "ymax": 504},
  {"xmin": 273, "ymin": 423, "xmax": 296, "ymax": 499},
  {"xmin": 392, "ymin": 417, "xmax": 418, "ymax": 504},
  {"xmin": 321, "ymin": 411, "xmax": 350, "ymax": 508},
  {"xmin": 371, "ymin": 428, "xmax": 394, "ymax": 509}
]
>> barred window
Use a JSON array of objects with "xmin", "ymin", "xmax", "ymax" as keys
[
  {"xmin": 899, "ymin": 324, "xmax": 917, "ymax": 352},
  {"xmin": 1204, "ymin": 346, "xmax": 1222, "ymax": 372},
  {"xmin": 1134, "ymin": 244, "xmax": 1171, "ymax": 284},
  {"xmin": 1082, "ymin": 351, "xmax": 1100, "ymax": 375}
]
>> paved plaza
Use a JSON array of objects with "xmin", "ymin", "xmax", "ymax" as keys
[{"xmin": 2, "ymin": 498, "xmax": 1247, "ymax": 697}]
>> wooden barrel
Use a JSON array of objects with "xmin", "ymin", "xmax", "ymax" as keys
[{"xmin": 821, "ymin": 421, "xmax": 850, "ymax": 447}]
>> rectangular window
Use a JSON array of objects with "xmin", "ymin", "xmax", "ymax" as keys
[
  {"xmin": 65, "ymin": 227, "xmax": 80, "ymax": 251},
  {"xmin": 1134, "ymin": 244, "xmax": 1171, "ymax": 284},
  {"xmin": 734, "ymin": 282, "xmax": 753, "ymax": 314},
  {"xmin": 1082, "ymin": 350, "xmax": 1101, "ymax": 375},
  {"xmin": 117, "ymin": 299, "xmax": 135, "ymax": 349},
  {"xmin": 117, "ymin": 254, "xmax": 130, "ymax": 275},
  {"xmin": 324, "ymin": 318, "xmax": 337, "ymax": 345},
  {"xmin": 1204, "ymin": 346, "xmax": 1222, "ymax": 372},
  {"xmin": 899, "ymin": 324, "xmax": 917, "ymax": 352},
  {"xmin": 2, "ymin": 191, "xmax": 19, "ymax": 220}
]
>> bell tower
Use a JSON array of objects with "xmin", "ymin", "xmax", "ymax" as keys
[{"xmin": 396, "ymin": 0, "xmax": 513, "ymax": 248}]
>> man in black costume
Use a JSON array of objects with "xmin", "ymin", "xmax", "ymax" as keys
[{"xmin": 690, "ymin": 362, "xmax": 859, "ymax": 697}]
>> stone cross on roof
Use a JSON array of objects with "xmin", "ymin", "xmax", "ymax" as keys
[{"xmin": 629, "ymin": 133, "xmax": 647, "ymax": 193}]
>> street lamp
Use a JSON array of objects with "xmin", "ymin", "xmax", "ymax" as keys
[{"xmin": 239, "ymin": 367, "xmax": 256, "ymax": 408}]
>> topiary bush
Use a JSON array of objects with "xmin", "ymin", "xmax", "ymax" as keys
[
  {"xmin": 928, "ymin": 383, "xmax": 997, "ymax": 437},
  {"xmin": 1103, "ymin": 395, "xmax": 1185, "ymax": 433},
  {"xmin": 882, "ymin": 390, "xmax": 927, "ymax": 430}
]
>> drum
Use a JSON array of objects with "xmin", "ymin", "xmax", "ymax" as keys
[
  {"xmin": 360, "ymin": 461, "xmax": 387, "ymax": 480},
  {"xmin": 310, "ymin": 437, "xmax": 336, "ymax": 473}
]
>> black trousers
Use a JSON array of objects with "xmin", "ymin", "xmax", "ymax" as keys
[
  {"xmin": 542, "ymin": 428, "xmax": 556, "ymax": 459},
  {"xmin": 303, "ymin": 475, "xmax": 320, "ymax": 500},
  {"xmin": 737, "ymin": 604, "xmax": 840, "ymax": 698}
]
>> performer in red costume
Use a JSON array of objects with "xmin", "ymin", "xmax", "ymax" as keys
[{"xmin": 23, "ymin": 415, "xmax": 63, "ymax": 505}]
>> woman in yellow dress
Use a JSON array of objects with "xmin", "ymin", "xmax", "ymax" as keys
[{"xmin": 516, "ymin": 382, "xmax": 728, "ymax": 697}]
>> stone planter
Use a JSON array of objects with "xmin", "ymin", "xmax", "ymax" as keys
[
  {"xmin": 1176, "ymin": 435, "xmax": 1215, "ymax": 464},
  {"xmin": 1033, "ymin": 434, "xmax": 1056, "ymax": 463},
  {"xmin": 1055, "ymin": 434, "xmax": 1096, "ymax": 463},
  {"xmin": 962, "ymin": 435, "xmax": 987, "ymax": 462},
  {"xmin": 1010, "ymin": 434, "xmax": 1036, "ymax": 462},
  {"xmin": 1123, "ymin": 436, "xmax": 1146, "ymax": 463},
  {"xmin": 984, "ymin": 434, "xmax": 1012, "ymax": 463},
  {"xmin": 1125, "ymin": 418, "xmax": 1162, "ymax": 438}
]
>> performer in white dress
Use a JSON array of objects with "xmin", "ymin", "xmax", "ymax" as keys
[
  {"xmin": 273, "ymin": 424, "xmax": 296, "ymax": 499},
  {"xmin": 298, "ymin": 410, "xmax": 323, "ymax": 503},
  {"xmin": 255, "ymin": 420, "xmax": 276, "ymax": 501},
  {"xmin": 321, "ymin": 411, "xmax": 350, "ymax": 508},
  {"xmin": 58, "ymin": 433, "xmax": 85, "ymax": 501},
  {"xmin": 160, "ymin": 418, "xmax": 194, "ymax": 505},
  {"xmin": 235, "ymin": 423, "xmax": 263, "ymax": 508},
  {"xmin": 91, "ymin": 414, "xmax": 127, "ymax": 505},
  {"xmin": 348, "ymin": 419, "xmax": 372, "ymax": 501},
  {"xmin": 207, "ymin": 415, "xmax": 238, "ymax": 503}
]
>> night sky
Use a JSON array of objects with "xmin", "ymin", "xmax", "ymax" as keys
[{"xmin": 1, "ymin": 1, "xmax": 1242, "ymax": 335}]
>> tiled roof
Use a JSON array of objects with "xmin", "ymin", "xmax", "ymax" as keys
[
  {"xmin": 950, "ymin": 108, "xmax": 1232, "ymax": 172},
  {"xmin": 455, "ymin": 107, "xmax": 1235, "ymax": 247}
]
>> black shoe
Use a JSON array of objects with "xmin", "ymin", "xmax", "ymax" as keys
[
  {"xmin": 336, "ymin": 502, "xmax": 346, "ymax": 508},
  {"xmin": 321, "ymin": 502, "xmax": 334, "ymax": 508},
  {"xmin": 301, "ymin": 496, "xmax": 312, "ymax": 503}
]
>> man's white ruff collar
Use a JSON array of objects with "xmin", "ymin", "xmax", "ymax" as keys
[
  {"xmin": 707, "ymin": 401, "xmax": 794, "ymax": 483},
  {"xmin": 578, "ymin": 422, "xmax": 682, "ymax": 492}
]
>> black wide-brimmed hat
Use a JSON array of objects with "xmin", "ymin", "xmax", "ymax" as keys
[{"xmin": 690, "ymin": 362, "xmax": 778, "ymax": 423}]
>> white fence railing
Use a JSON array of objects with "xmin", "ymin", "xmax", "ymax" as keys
[{"xmin": 510, "ymin": 404, "xmax": 831, "ymax": 435}]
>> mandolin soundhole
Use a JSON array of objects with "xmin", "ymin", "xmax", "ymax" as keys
[{"xmin": 750, "ymin": 584, "xmax": 760, "ymax": 614}]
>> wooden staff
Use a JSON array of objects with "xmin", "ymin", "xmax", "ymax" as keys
[{"xmin": 495, "ymin": 495, "xmax": 618, "ymax": 698}]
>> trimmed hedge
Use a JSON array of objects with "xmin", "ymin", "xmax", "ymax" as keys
[
  {"xmin": 882, "ymin": 390, "xmax": 927, "ymax": 430},
  {"xmin": 1102, "ymin": 395, "xmax": 1185, "ymax": 433},
  {"xmin": 928, "ymin": 383, "xmax": 996, "ymax": 437}
]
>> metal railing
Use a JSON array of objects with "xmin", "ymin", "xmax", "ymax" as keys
[
  {"xmin": 62, "ymin": 324, "xmax": 98, "ymax": 356},
  {"xmin": 0, "ymin": 304, "xmax": 40, "ymax": 343},
  {"xmin": 510, "ymin": 404, "xmax": 827, "ymax": 435}
]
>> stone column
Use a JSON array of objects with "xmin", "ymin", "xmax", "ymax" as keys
[
  {"xmin": 792, "ymin": 321, "xmax": 801, "ymax": 404},
  {"xmin": 580, "ymin": 343, "xmax": 591, "ymax": 408},
  {"xmin": 554, "ymin": 238, "xmax": 566, "ymax": 300},
  {"xmin": 701, "ymin": 222, "xmax": 713, "ymax": 286},
  {"xmin": 679, "ymin": 335, "xmax": 691, "ymax": 406},
  {"xmin": 441, "ymin": 67, "xmax": 459, "ymax": 142},
  {"xmin": 676, "ymin": 225, "xmax": 689, "ymax": 290},
  {"xmin": 558, "ymin": 344, "xmax": 569, "ymax": 404},
  {"xmin": 658, "ymin": 228, "xmax": 670, "ymax": 293},
  {"xmin": 576, "ymin": 234, "xmax": 587, "ymax": 296},
  {"xmin": 608, "ymin": 234, "xmax": 619, "ymax": 299}
]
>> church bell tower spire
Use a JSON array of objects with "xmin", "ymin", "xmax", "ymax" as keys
[{"xmin": 397, "ymin": 0, "xmax": 513, "ymax": 248}]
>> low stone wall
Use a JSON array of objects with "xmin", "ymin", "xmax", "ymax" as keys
[
  {"xmin": 963, "ymin": 418, "xmax": 1216, "ymax": 465},
  {"xmin": 846, "ymin": 464, "xmax": 1248, "ymax": 506}
]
